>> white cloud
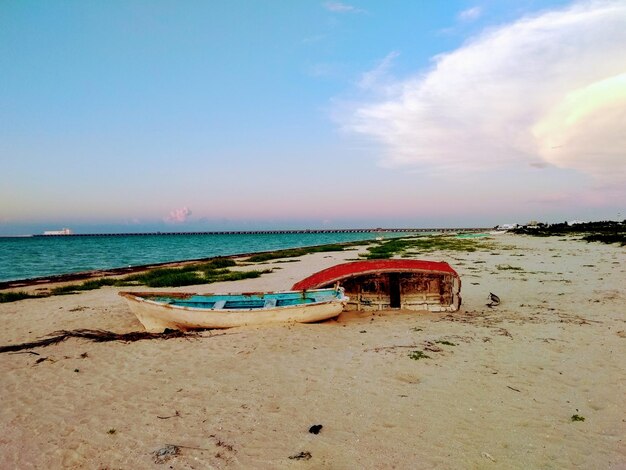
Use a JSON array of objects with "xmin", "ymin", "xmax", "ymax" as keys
[
  {"xmin": 359, "ymin": 51, "xmax": 400, "ymax": 91},
  {"xmin": 165, "ymin": 207, "xmax": 192, "ymax": 223},
  {"xmin": 324, "ymin": 2, "xmax": 363, "ymax": 13},
  {"xmin": 458, "ymin": 6, "xmax": 482, "ymax": 22},
  {"xmin": 346, "ymin": 1, "xmax": 626, "ymax": 183}
]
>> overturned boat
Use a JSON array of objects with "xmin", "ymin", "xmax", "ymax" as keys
[
  {"xmin": 292, "ymin": 260, "xmax": 461, "ymax": 312},
  {"xmin": 120, "ymin": 288, "xmax": 348, "ymax": 332}
]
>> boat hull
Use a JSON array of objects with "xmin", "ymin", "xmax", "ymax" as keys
[
  {"xmin": 292, "ymin": 260, "xmax": 461, "ymax": 313},
  {"xmin": 120, "ymin": 289, "xmax": 347, "ymax": 332}
]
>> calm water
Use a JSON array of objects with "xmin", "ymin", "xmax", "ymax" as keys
[{"xmin": 0, "ymin": 232, "xmax": 394, "ymax": 282}]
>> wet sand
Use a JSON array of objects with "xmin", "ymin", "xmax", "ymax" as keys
[{"xmin": 0, "ymin": 234, "xmax": 624, "ymax": 469}]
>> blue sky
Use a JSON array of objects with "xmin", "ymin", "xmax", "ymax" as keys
[{"xmin": 1, "ymin": 0, "xmax": 624, "ymax": 235}]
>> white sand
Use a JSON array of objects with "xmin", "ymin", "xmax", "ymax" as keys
[{"xmin": 0, "ymin": 234, "xmax": 624, "ymax": 469}]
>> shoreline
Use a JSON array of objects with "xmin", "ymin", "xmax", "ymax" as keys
[
  {"xmin": 0, "ymin": 255, "xmax": 238, "ymax": 290},
  {"xmin": 0, "ymin": 230, "xmax": 498, "ymax": 286},
  {"xmin": 2, "ymin": 231, "xmax": 620, "ymax": 290},
  {"xmin": 0, "ymin": 239, "xmax": 374, "ymax": 290},
  {"xmin": 1, "ymin": 234, "xmax": 388, "ymax": 288}
]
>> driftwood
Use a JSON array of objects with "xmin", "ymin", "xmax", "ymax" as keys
[
  {"xmin": 0, "ymin": 329, "xmax": 200, "ymax": 354},
  {"xmin": 364, "ymin": 344, "xmax": 418, "ymax": 353}
]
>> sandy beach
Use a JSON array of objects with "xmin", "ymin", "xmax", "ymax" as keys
[{"xmin": 0, "ymin": 234, "xmax": 624, "ymax": 469}]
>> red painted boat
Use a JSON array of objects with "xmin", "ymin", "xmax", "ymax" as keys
[{"xmin": 292, "ymin": 260, "xmax": 461, "ymax": 312}]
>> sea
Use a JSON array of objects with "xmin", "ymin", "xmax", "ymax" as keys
[{"xmin": 0, "ymin": 232, "xmax": 400, "ymax": 283}]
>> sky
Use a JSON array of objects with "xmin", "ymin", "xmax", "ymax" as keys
[{"xmin": 1, "ymin": 0, "xmax": 624, "ymax": 235}]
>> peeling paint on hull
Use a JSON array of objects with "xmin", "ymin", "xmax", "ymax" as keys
[{"xmin": 292, "ymin": 260, "xmax": 461, "ymax": 312}]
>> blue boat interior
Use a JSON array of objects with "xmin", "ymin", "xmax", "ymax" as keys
[{"xmin": 149, "ymin": 289, "xmax": 340, "ymax": 310}]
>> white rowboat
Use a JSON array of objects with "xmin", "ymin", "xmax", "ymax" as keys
[{"xmin": 120, "ymin": 288, "xmax": 348, "ymax": 332}]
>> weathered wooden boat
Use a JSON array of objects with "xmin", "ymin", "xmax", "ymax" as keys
[
  {"xmin": 292, "ymin": 260, "xmax": 460, "ymax": 312},
  {"xmin": 119, "ymin": 288, "xmax": 348, "ymax": 332}
]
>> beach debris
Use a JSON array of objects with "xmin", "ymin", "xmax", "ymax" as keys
[
  {"xmin": 571, "ymin": 414, "xmax": 585, "ymax": 422},
  {"xmin": 0, "ymin": 328, "xmax": 206, "ymax": 354},
  {"xmin": 423, "ymin": 342, "xmax": 443, "ymax": 353},
  {"xmin": 34, "ymin": 357, "xmax": 48, "ymax": 364},
  {"xmin": 494, "ymin": 328, "xmax": 512, "ymax": 338},
  {"xmin": 69, "ymin": 306, "xmax": 87, "ymax": 312},
  {"xmin": 153, "ymin": 445, "xmax": 180, "ymax": 464},
  {"xmin": 107, "ymin": 429, "xmax": 117, "ymax": 435},
  {"xmin": 209, "ymin": 435, "xmax": 236, "ymax": 452},
  {"xmin": 486, "ymin": 292, "xmax": 501, "ymax": 308},
  {"xmin": 507, "ymin": 385, "xmax": 521, "ymax": 392},
  {"xmin": 80, "ymin": 352, "xmax": 88, "ymax": 358},
  {"xmin": 157, "ymin": 410, "xmax": 181, "ymax": 419},
  {"xmin": 289, "ymin": 451, "xmax": 312, "ymax": 460},
  {"xmin": 308, "ymin": 424, "xmax": 323, "ymax": 435},
  {"xmin": 366, "ymin": 344, "xmax": 419, "ymax": 353},
  {"xmin": 481, "ymin": 451, "xmax": 496, "ymax": 462}
]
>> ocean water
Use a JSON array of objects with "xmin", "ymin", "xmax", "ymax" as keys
[{"xmin": 0, "ymin": 232, "xmax": 395, "ymax": 282}]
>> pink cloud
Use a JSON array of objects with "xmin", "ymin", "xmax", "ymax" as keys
[{"xmin": 165, "ymin": 207, "xmax": 192, "ymax": 223}]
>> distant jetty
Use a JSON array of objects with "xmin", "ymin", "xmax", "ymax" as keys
[{"xmin": 33, "ymin": 228, "xmax": 491, "ymax": 237}]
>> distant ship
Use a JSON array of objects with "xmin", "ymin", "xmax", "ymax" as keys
[{"xmin": 42, "ymin": 228, "xmax": 73, "ymax": 236}]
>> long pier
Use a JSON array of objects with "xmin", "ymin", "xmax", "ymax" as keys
[{"xmin": 32, "ymin": 228, "xmax": 492, "ymax": 237}]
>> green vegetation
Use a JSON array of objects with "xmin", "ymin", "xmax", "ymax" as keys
[
  {"xmin": 571, "ymin": 414, "xmax": 585, "ymax": 422},
  {"xmin": 513, "ymin": 220, "xmax": 625, "ymax": 246},
  {"xmin": 583, "ymin": 233, "xmax": 626, "ymax": 246},
  {"xmin": 124, "ymin": 269, "xmax": 204, "ymax": 288},
  {"xmin": 247, "ymin": 244, "xmax": 348, "ymax": 262},
  {"xmin": 95, "ymin": 258, "xmax": 270, "ymax": 289},
  {"xmin": 0, "ymin": 291, "xmax": 42, "ymax": 303},
  {"xmin": 205, "ymin": 269, "xmax": 269, "ymax": 283},
  {"xmin": 1, "ymin": 257, "xmax": 270, "ymax": 301},
  {"xmin": 361, "ymin": 235, "xmax": 495, "ymax": 259},
  {"xmin": 51, "ymin": 278, "xmax": 125, "ymax": 295},
  {"xmin": 363, "ymin": 238, "xmax": 417, "ymax": 259},
  {"xmin": 203, "ymin": 258, "xmax": 237, "ymax": 269},
  {"xmin": 408, "ymin": 350, "xmax": 430, "ymax": 360},
  {"xmin": 496, "ymin": 264, "xmax": 524, "ymax": 271}
]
